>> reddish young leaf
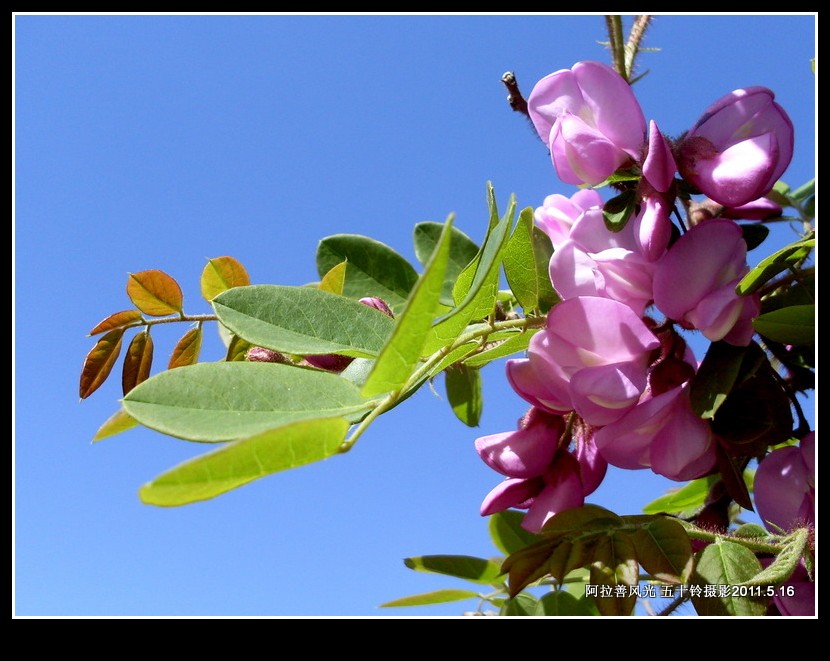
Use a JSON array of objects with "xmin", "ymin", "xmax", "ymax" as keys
[
  {"xmin": 168, "ymin": 327, "xmax": 203, "ymax": 369},
  {"xmin": 79, "ymin": 329, "xmax": 125, "ymax": 399},
  {"xmin": 127, "ymin": 270, "xmax": 184, "ymax": 316},
  {"xmin": 200, "ymin": 256, "xmax": 250, "ymax": 302},
  {"xmin": 89, "ymin": 309, "xmax": 142, "ymax": 336},
  {"xmin": 122, "ymin": 330, "xmax": 154, "ymax": 395}
]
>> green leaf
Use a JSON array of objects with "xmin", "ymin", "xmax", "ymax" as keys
[
  {"xmin": 642, "ymin": 475, "xmax": 718, "ymax": 515},
  {"xmin": 736, "ymin": 528, "xmax": 809, "ymax": 587},
  {"xmin": 212, "ymin": 285, "xmax": 395, "ymax": 358},
  {"xmin": 536, "ymin": 591, "xmax": 596, "ymax": 616},
  {"xmin": 91, "ymin": 407, "xmax": 139, "ymax": 443},
  {"xmin": 79, "ymin": 328, "xmax": 125, "ymax": 399},
  {"xmin": 413, "ymin": 221, "xmax": 479, "ymax": 307},
  {"xmin": 139, "ymin": 417, "xmax": 349, "ymax": 506},
  {"xmin": 690, "ymin": 341, "xmax": 749, "ymax": 419},
  {"xmin": 123, "ymin": 362, "xmax": 373, "ymax": 442},
  {"xmin": 421, "ymin": 195, "xmax": 516, "ymax": 355},
  {"xmin": 488, "ymin": 510, "xmax": 544, "ymax": 556},
  {"xmin": 361, "ymin": 217, "xmax": 454, "ymax": 398},
  {"xmin": 380, "ymin": 589, "xmax": 479, "ymax": 608},
  {"xmin": 444, "ymin": 364, "xmax": 482, "ymax": 427},
  {"xmin": 736, "ymin": 235, "xmax": 814, "ymax": 295},
  {"xmin": 463, "ymin": 329, "xmax": 538, "ymax": 368},
  {"xmin": 225, "ymin": 334, "xmax": 253, "ymax": 362},
  {"xmin": 631, "ymin": 517, "xmax": 693, "ymax": 584},
  {"xmin": 200, "ymin": 256, "xmax": 250, "ymax": 302},
  {"xmin": 691, "ymin": 540, "xmax": 766, "ymax": 616},
  {"xmin": 740, "ymin": 223, "xmax": 770, "ymax": 251},
  {"xmin": 589, "ymin": 533, "xmax": 639, "ymax": 616},
  {"xmin": 500, "ymin": 593, "xmax": 539, "ymax": 616},
  {"xmin": 316, "ymin": 234, "xmax": 419, "ymax": 314},
  {"xmin": 790, "ymin": 178, "xmax": 814, "ymax": 203},
  {"xmin": 753, "ymin": 304, "xmax": 814, "ymax": 345},
  {"xmin": 126, "ymin": 270, "xmax": 184, "ymax": 316},
  {"xmin": 403, "ymin": 555, "xmax": 504, "ymax": 585},
  {"xmin": 602, "ymin": 189, "xmax": 638, "ymax": 232},
  {"xmin": 318, "ymin": 260, "xmax": 347, "ymax": 295},
  {"xmin": 542, "ymin": 504, "xmax": 624, "ymax": 536},
  {"xmin": 732, "ymin": 523, "xmax": 770, "ymax": 539},
  {"xmin": 503, "ymin": 207, "xmax": 558, "ymax": 313}
]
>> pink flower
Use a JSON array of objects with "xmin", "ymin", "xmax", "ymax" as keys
[
  {"xmin": 594, "ymin": 382, "xmax": 716, "ymax": 481},
  {"xmin": 506, "ymin": 297, "xmax": 660, "ymax": 426},
  {"xmin": 754, "ymin": 432, "xmax": 815, "ymax": 532},
  {"xmin": 528, "ymin": 61, "xmax": 646, "ymax": 186},
  {"xmin": 653, "ymin": 219, "xmax": 760, "ymax": 345},
  {"xmin": 677, "ymin": 87, "xmax": 794, "ymax": 207},
  {"xmin": 478, "ymin": 416, "xmax": 607, "ymax": 532},
  {"xmin": 534, "ymin": 189, "xmax": 603, "ymax": 249},
  {"xmin": 642, "ymin": 120, "xmax": 677, "ymax": 193},
  {"xmin": 718, "ymin": 197, "xmax": 783, "ymax": 221},
  {"xmin": 548, "ymin": 200, "xmax": 670, "ymax": 315}
]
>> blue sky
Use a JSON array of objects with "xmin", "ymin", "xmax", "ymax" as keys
[{"xmin": 14, "ymin": 13, "xmax": 815, "ymax": 616}]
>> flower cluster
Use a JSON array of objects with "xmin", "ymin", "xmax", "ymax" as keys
[{"xmin": 476, "ymin": 61, "xmax": 796, "ymax": 533}]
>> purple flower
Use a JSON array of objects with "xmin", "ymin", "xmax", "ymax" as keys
[
  {"xmin": 718, "ymin": 197, "xmax": 783, "ymax": 221},
  {"xmin": 677, "ymin": 87, "xmax": 794, "ymax": 207},
  {"xmin": 754, "ymin": 432, "xmax": 815, "ymax": 532},
  {"xmin": 477, "ymin": 413, "xmax": 607, "ymax": 532},
  {"xmin": 507, "ymin": 297, "xmax": 660, "ymax": 426},
  {"xmin": 534, "ymin": 189, "xmax": 604, "ymax": 249},
  {"xmin": 653, "ymin": 219, "xmax": 760, "ymax": 345},
  {"xmin": 642, "ymin": 120, "xmax": 677, "ymax": 193},
  {"xmin": 528, "ymin": 61, "xmax": 646, "ymax": 186}
]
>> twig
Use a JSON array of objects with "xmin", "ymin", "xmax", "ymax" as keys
[{"xmin": 501, "ymin": 71, "xmax": 529, "ymax": 118}]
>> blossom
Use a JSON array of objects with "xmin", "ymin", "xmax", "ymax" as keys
[
  {"xmin": 653, "ymin": 219, "xmax": 760, "ymax": 345},
  {"xmin": 506, "ymin": 297, "xmax": 660, "ymax": 426},
  {"xmin": 528, "ymin": 61, "xmax": 646, "ymax": 186},
  {"xmin": 548, "ymin": 199, "xmax": 670, "ymax": 315},
  {"xmin": 754, "ymin": 432, "xmax": 815, "ymax": 532},
  {"xmin": 642, "ymin": 120, "xmax": 677, "ymax": 193},
  {"xmin": 534, "ymin": 189, "xmax": 604, "ymax": 249},
  {"xmin": 677, "ymin": 87, "xmax": 794, "ymax": 207},
  {"xmin": 477, "ymin": 410, "xmax": 608, "ymax": 532}
]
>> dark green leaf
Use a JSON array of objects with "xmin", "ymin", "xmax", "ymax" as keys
[
  {"xmin": 589, "ymin": 533, "xmax": 639, "ymax": 616},
  {"xmin": 631, "ymin": 517, "xmax": 693, "ymax": 584},
  {"xmin": 732, "ymin": 523, "xmax": 770, "ymax": 539},
  {"xmin": 139, "ymin": 417, "xmax": 349, "ymax": 506},
  {"xmin": 123, "ymin": 362, "xmax": 372, "ymax": 442},
  {"xmin": 602, "ymin": 189, "xmax": 638, "ymax": 232},
  {"xmin": 691, "ymin": 541, "xmax": 766, "ymax": 616},
  {"xmin": 213, "ymin": 285, "xmax": 395, "ymax": 358},
  {"xmin": 413, "ymin": 221, "xmax": 479, "ymax": 307},
  {"xmin": 642, "ymin": 475, "xmax": 718, "ymax": 515},
  {"xmin": 488, "ymin": 510, "xmax": 544, "ymax": 556},
  {"xmin": 500, "ymin": 593, "xmax": 539, "ymax": 616},
  {"xmin": 380, "ymin": 589, "xmax": 479, "ymax": 608},
  {"xmin": 444, "ymin": 364, "xmax": 482, "ymax": 427},
  {"xmin": 535, "ymin": 590, "xmax": 597, "ymax": 616},
  {"xmin": 361, "ymin": 217, "xmax": 454, "ymax": 398},
  {"xmin": 690, "ymin": 341, "xmax": 749, "ymax": 419},
  {"xmin": 790, "ymin": 178, "xmax": 814, "ymax": 203},
  {"xmin": 403, "ymin": 555, "xmax": 503, "ymax": 585},
  {"xmin": 740, "ymin": 223, "xmax": 770, "ymax": 251},
  {"xmin": 316, "ymin": 234, "xmax": 419, "ymax": 313},
  {"xmin": 542, "ymin": 504, "xmax": 624, "ymax": 536},
  {"xmin": 753, "ymin": 304, "xmax": 815, "ymax": 346}
]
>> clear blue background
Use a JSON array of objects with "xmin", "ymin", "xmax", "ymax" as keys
[{"xmin": 14, "ymin": 13, "xmax": 815, "ymax": 616}]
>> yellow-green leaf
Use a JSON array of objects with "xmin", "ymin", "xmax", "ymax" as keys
[
  {"xmin": 319, "ymin": 261, "xmax": 347, "ymax": 295},
  {"xmin": 168, "ymin": 327, "xmax": 203, "ymax": 369},
  {"xmin": 122, "ymin": 330, "xmax": 154, "ymax": 395},
  {"xmin": 380, "ymin": 589, "xmax": 479, "ymax": 608},
  {"xmin": 139, "ymin": 417, "xmax": 350, "ymax": 506},
  {"xmin": 127, "ymin": 270, "xmax": 184, "ymax": 316},
  {"xmin": 79, "ymin": 329, "xmax": 125, "ymax": 399},
  {"xmin": 88, "ymin": 310, "xmax": 142, "ymax": 336},
  {"xmin": 200, "ymin": 256, "xmax": 251, "ymax": 302},
  {"xmin": 91, "ymin": 407, "xmax": 139, "ymax": 443}
]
